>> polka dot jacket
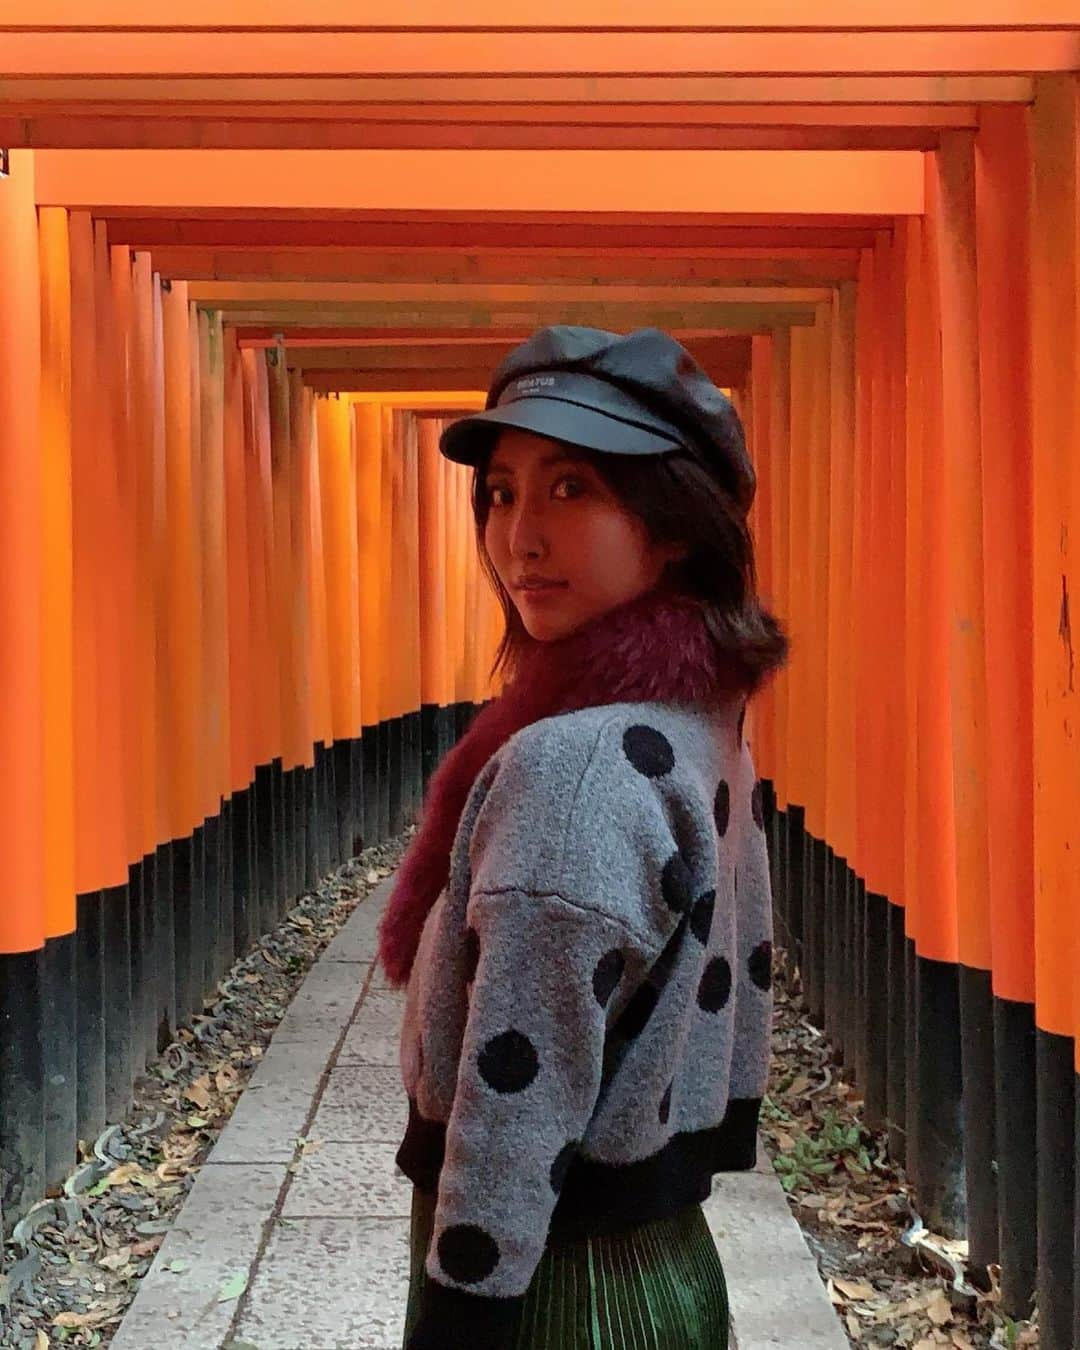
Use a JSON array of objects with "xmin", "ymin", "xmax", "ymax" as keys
[{"xmin": 396, "ymin": 699, "xmax": 772, "ymax": 1349}]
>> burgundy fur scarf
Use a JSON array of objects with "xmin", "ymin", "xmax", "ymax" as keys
[{"xmin": 376, "ymin": 588, "xmax": 746, "ymax": 988}]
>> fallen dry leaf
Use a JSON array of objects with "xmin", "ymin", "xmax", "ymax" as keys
[
  {"xmin": 184, "ymin": 1076, "xmax": 212, "ymax": 1111},
  {"xmin": 52, "ymin": 1308, "xmax": 110, "ymax": 1329},
  {"xmin": 98, "ymin": 1246, "xmax": 133, "ymax": 1270},
  {"xmin": 927, "ymin": 1288, "xmax": 954, "ymax": 1326},
  {"xmin": 833, "ymin": 1278, "xmax": 877, "ymax": 1302}
]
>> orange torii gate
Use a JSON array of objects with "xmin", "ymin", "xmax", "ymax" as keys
[{"xmin": 1, "ymin": 8, "xmax": 1079, "ymax": 1345}]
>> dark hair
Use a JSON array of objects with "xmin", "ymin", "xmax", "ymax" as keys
[{"xmin": 469, "ymin": 418, "xmax": 790, "ymax": 694}]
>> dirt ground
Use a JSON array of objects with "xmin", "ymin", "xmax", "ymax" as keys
[{"xmin": 761, "ymin": 949, "xmax": 1039, "ymax": 1350}]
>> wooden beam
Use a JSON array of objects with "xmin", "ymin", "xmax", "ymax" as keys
[
  {"xmin": 237, "ymin": 326, "xmax": 756, "ymax": 346},
  {"xmin": 7, "ymin": 1, "xmax": 1077, "ymax": 25},
  {"xmin": 32, "ymin": 149, "xmax": 925, "ymax": 214},
  {"xmin": 2, "ymin": 116, "xmax": 951, "ymax": 152},
  {"xmin": 303, "ymin": 369, "xmax": 498, "ymax": 393},
  {"xmin": 188, "ymin": 281, "xmax": 833, "ymax": 305},
  {"xmin": 206, "ymin": 300, "xmax": 821, "ymax": 328},
  {"xmin": 1, "ymin": 31, "xmax": 1075, "ymax": 77},
  {"xmin": 302, "ymin": 354, "xmax": 751, "ymax": 391},
  {"xmin": 0, "ymin": 101, "xmax": 982, "ymax": 128},
  {"xmin": 149, "ymin": 246, "xmax": 862, "ymax": 284},
  {"xmin": 0, "ymin": 75, "xmax": 1036, "ymax": 107},
  {"xmin": 286, "ymin": 333, "xmax": 751, "ymax": 370},
  {"xmin": 107, "ymin": 215, "xmax": 892, "ymax": 250},
  {"xmin": 9, "ymin": 1, "xmax": 1080, "ymax": 25}
]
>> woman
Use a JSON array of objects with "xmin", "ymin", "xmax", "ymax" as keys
[{"xmin": 377, "ymin": 325, "xmax": 789, "ymax": 1350}]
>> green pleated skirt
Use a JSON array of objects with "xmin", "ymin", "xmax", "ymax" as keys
[{"xmin": 403, "ymin": 1187, "xmax": 730, "ymax": 1349}]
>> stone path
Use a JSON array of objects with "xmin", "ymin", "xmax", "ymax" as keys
[{"xmin": 110, "ymin": 880, "xmax": 846, "ymax": 1350}]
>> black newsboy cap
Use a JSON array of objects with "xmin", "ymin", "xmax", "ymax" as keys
[{"xmin": 438, "ymin": 325, "xmax": 756, "ymax": 515}]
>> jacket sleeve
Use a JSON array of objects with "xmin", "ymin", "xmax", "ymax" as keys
[
  {"xmin": 405, "ymin": 883, "xmax": 642, "ymax": 1349},
  {"xmin": 713, "ymin": 768, "xmax": 774, "ymax": 1171}
]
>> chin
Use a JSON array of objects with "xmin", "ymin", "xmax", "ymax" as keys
[{"xmin": 521, "ymin": 616, "xmax": 572, "ymax": 642}]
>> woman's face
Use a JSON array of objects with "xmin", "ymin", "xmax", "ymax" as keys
[{"xmin": 482, "ymin": 428, "xmax": 684, "ymax": 642}]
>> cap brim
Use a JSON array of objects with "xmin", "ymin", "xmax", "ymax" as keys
[{"xmin": 439, "ymin": 395, "xmax": 683, "ymax": 466}]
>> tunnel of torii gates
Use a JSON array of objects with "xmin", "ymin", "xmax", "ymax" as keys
[{"xmin": 1, "ymin": 2, "xmax": 1080, "ymax": 1342}]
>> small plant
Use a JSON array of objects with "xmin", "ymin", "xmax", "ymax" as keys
[
  {"xmin": 769, "ymin": 1107, "xmax": 875, "ymax": 1193},
  {"xmin": 773, "ymin": 1133, "xmax": 837, "ymax": 1192}
]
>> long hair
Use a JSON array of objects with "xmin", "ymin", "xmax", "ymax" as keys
[{"xmin": 468, "ymin": 412, "xmax": 790, "ymax": 695}]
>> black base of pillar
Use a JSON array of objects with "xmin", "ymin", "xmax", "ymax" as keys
[
  {"xmin": 959, "ymin": 964, "xmax": 999, "ymax": 1268},
  {"xmin": 378, "ymin": 721, "xmax": 391, "ymax": 844},
  {"xmin": 75, "ymin": 890, "xmax": 107, "ymax": 1144},
  {"xmin": 1036, "ymin": 1028, "xmax": 1075, "ymax": 1350},
  {"xmin": 388, "ymin": 717, "xmax": 404, "ymax": 837},
  {"xmin": 171, "ymin": 836, "xmax": 195, "ymax": 1024},
  {"xmin": 127, "ymin": 857, "xmax": 151, "ymax": 1075},
  {"xmin": 420, "ymin": 703, "xmax": 439, "ymax": 794},
  {"xmin": 786, "ymin": 803, "xmax": 807, "ymax": 996},
  {"xmin": 332, "ymin": 738, "xmax": 355, "ymax": 861},
  {"xmin": 863, "ymin": 891, "xmax": 890, "ymax": 1131},
  {"xmin": 361, "ymin": 728, "xmax": 379, "ymax": 848},
  {"xmin": 42, "ymin": 931, "xmax": 77, "ymax": 1188},
  {"xmin": 189, "ymin": 824, "xmax": 206, "ymax": 1018},
  {"xmin": 0, "ymin": 946, "xmax": 45, "ymax": 1230},
  {"xmin": 804, "ymin": 829, "xmax": 825, "ymax": 1026},
  {"xmin": 348, "ymin": 738, "xmax": 365, "ymax": 857},
  {"xmin": 885, "ymin": 902, "xmax": 908, "ymax": 1165},
  {"xmin": 912, "ymin": 953, "xmax": 965, "ymax": 1236},
  {"xmin": 993, "ymin": 995, "xmax": 1037, "ymax": 1320},
  {"xmin": 152, "ymin": 844, "xmax": 176, "ymax": 1050},
  {"xmin": 232, "ymin": 785, "xmax": 256, "ymax": 957},
  {"xmin": 102, "ymin": 882, "xmax": 133, "ymax": 1121},
  {"xmin": 202, "ymin": 812, "xmax": 222, "ymax": 993}
]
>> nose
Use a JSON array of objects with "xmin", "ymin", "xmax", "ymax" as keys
[{"xmin": 507, "ymin": 497, "xmax": 548, "ymax": 561}]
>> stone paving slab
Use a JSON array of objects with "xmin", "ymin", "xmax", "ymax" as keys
[
  {"xmin": 112, "ymin": 873, "xmax": 846, "ymax": 1350},
  {"xmin": 282, "ymin": 1140, "xmax": 412, "ymax": 1219},
  {"xmin": 337, "ymin": 991, "xmax": 406, "ymax": 1067},
  {"xmin": 312, "ymin": 1065, "xmax": 409, "ymax": 1143},
  {"xmin": 707, "ymin": 1158, "xmax": 848, "ymax": 1349},
  {"xmin": 233, "ymin": 1217, "xmax": 409, "ymax": 1350},
  {"xmin": 108, "ymin": 1163, "xmax": 287, "ymax": 1350},
  {"xmin": 207, "ymin": 1075, "xmax": 321, "ymax": 1164}
]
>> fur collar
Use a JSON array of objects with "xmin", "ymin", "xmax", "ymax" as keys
[{"xmin": 376, "ymin": 588, "xmax": 745, "ymax": 987}]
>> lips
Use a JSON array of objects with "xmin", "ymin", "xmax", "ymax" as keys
[{"xmin": 516, "ymin": 577, "xmax": 568, "ymax": 593}]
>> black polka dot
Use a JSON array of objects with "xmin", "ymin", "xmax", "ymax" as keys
[
  {"xmin": 550, "ymin": 1141, "xmax": 578, "ymax": 1193},
  {"xmin": 737, "ymin": 703, "xmax": 746, "ymax": 744},
  {"xmin": 715, "ymin": 780, "xmax": 731, "ymax": 837},
  {"xmin": 661, "ymin": 851, "xmax": 694, "ymax": 914},
  {"xmin": 438, "ymin": 1224, "xmax": 501, "ymax": 1285},
  {"xmin": 751, "ymin": 781, "xmax": 765, "ymax": 830},
  {"xmin": 659, "ymin": 1081, "xmax": 673, "ymax": 1125},
  {"xmin": 593, "ymin": 949, "xmax": 625, "ymax": 1008},
  {"xmin": 749, "ymin": 941, "xmax": 773, "ymax": 991},
  {"xmin": 464, "ymin": 927, "xmax": 480, "ymax": 984},
  {"xmin": 478, "ymin": 1030, "xmax": 539, "ymax": 1094},
  {"xmin": 690, "ymin": 890, "xmax": 715, "ymax": 945},
  {"xmin": 620, "ymin": 983, "xmax": 659, "ymax": 1041},
  {"xmin": 623, "ymin": 725, "xmax": 675, "ymax": 778},
  {"xmin": 698, "ymin": 957, "xmax": 732, "ymax": 1013}
]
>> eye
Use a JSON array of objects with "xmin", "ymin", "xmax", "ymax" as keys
[
  {"xmin": 553, "ymin": 475, "xmax": 587, "ymax": 500},
  {"xmin": 485, "ymin": 483, "xmax": 512, "ymax": 507}
]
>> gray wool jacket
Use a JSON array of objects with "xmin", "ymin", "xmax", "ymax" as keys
[{"xmin": 396, "ymin": 698, "xmax": 773, "ymax": 1349}]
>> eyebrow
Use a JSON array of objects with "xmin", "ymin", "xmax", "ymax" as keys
[{"xmin": 485, "ymin": 450, "xmax": 589, "ymax": 477}]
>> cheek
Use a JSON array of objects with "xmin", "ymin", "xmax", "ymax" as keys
[
  {"xmin": 483, "ymin": 517, "xmax": 509, "ymax": 574},
  {"xmin": 572, "ymin": 510, "xmax": 660, "ymax": 590}
]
